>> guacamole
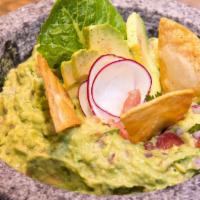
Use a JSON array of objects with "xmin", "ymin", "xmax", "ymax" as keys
[{"xmin": 0, "ymin": 52, "xmax": 200, "ymax": 195}]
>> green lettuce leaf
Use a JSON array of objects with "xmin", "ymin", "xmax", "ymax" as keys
[{"xmin": 38, "ymin": 0, "xmax": 126, "ymax": 68}]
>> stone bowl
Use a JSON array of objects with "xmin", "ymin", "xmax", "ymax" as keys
[{"xmin": 1, "ymin": 0, "xmax": 200, "ymax": 199}]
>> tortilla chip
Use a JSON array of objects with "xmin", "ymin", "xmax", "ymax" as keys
[
  {"xmin": 121, "ymin": 89, "xmax": 194, "ymax": 143},
  {"xmin": 37, "ymin": 54, "xmax": 81, "ymax": 133},
  {"xmin": 158, "ymin": 18, "xmax": 200, "ymax": 96}
]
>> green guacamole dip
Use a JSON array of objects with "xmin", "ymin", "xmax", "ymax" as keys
[{"xmin": 1, "ymin": 51, "xmax": 200, "ymax": 195}]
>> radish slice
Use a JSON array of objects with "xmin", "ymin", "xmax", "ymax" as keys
[
  {"xmin": 87, "ymin": 54, "xmax": 124, "ymax": 121},
  {"xmin": 92, "ymin": 59, "xmax": 152, "ymax": 117},
  {"xmin": 78, "ymin": 81, "xmax": 93, "ymax": 117}
]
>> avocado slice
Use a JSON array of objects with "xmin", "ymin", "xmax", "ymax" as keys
[
  {"xmin": 149, "ymin": 37, "xmax": 160, "ymax": 70},
  {"xmin": 67, "ymin": 84, "xmax": 86, "ymax": 121},
  {"xmin": 71, "ymin": 49, "xmax": 99, "ymax": 82},
  {"xmin": 67, "ymin": 84, "xmax": 79, "ymax": 99},
  {"xmin": 127, "ymin": 13, "xmax": 161, "ymax": 96},
  {"xmin": 84, "ymin": 24, "xmax": 133, "ymax": 59},
  {"xmin": 61, "ymin": 61, "xmax": 76, "ymax": 89}
]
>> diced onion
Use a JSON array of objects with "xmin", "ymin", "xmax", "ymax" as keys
[
  {"xmin": 192, "ymin": 105, "xmax": 200, "ymax": 114},
  {"xmin": 193, "ymin": 131, "xmax": 200, "ymax": 139},
  {"xmin": 176, "ymin": 128, "xmax": 184, "ymax": 136},
  {"xmin": 194, "ymin": 158, "xmax": 200, "ymax": 168}
]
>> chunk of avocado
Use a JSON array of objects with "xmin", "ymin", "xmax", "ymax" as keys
[
  {"xmin": 61, "ymin": 61, "xmax": 76, "ymax": 89},
  {"xmin": 127, "ymin": 13, "xmax": 161, "ymax": 96},
  {"xmin": 72, "ymin": 49, "xmax": 99, "ymax": 82},
  {"xmin": 84, "ymin": 24, "xmax": 133, "ymax": 59}
]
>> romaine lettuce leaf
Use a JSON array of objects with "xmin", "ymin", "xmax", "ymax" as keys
[{"xmin": 38, "ymin": 0, "xmax": 126, "ymax": 68}]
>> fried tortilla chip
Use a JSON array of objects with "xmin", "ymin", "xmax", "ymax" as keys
[
  {"xmin": 159, "ymin": 18, "xmax": 200, "ymax": 96},
  {"xmin": 37, "ymin": 54, "xmax": 81, "ymax": 133},
  {"xmin": 121, "ymin": 89, "xmax": 194, "ymax": 143}
]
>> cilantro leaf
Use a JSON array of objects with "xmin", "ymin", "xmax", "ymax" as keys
[
  {"xmin": 145, "ymin": 92, "xmax": 162, "ymax": 102},
  {"xmin": 188, "ymin": 124, "xmax": 200, "ymax": 133}
]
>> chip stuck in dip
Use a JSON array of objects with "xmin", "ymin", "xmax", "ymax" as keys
[{"xmin": 1, "ymin": 0, "xmax": 200, "ymax": 196}]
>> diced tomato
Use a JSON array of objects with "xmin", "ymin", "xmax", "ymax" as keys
[
  {"xmin": 196, "ymin": 139, "xmax": 200, "ymax": 148},
  {"xmin": 108, "ymin": 120, "xmax": 129, "ymax": 140},
  {"xmin": 121, "ymin": 89, "xmax": 141, "ymax": 114},
  {"xmin": 156, "ymin": 132, "xmax": 184, "ymax": 150},
  {"xmin": 120, "ymin": 127, "xmax": 130, "ymax": 140}
]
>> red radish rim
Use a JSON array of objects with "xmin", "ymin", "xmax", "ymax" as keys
[
  {"xmin": 91, "ymin": 59, "xmax": 152, "ymax": 117},
  {"xmin": 78, "ymin": 80, "xmax": 119, "ymax": 121},
  {"xmin": 78, "ymin": 80, "xmax": 91, "ymax": 116},
  {"xmin": 87, "ymin": 54, "xmax": 125, "ymax": 115}
]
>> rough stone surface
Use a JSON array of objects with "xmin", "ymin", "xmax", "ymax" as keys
[
  {"xmin": 1, "ymin": 0, "xmax": 200, "ymax": 199},
  {"xmin": 0, "ymin": 0, "xmax": 53, "ymax": 60}
]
